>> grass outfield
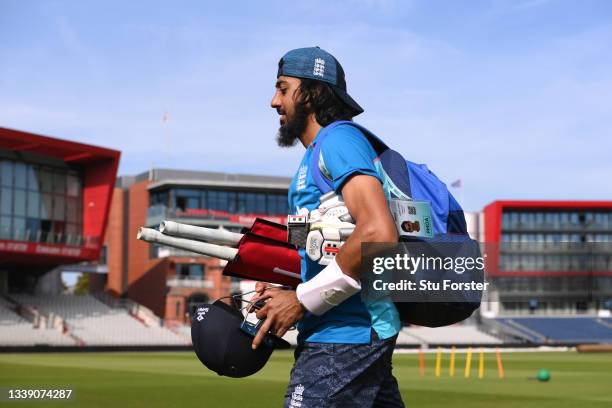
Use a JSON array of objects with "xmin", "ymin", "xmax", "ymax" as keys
[{"xmin": 0, "ymin": 351, "xmax": 611, "ymax": 407}]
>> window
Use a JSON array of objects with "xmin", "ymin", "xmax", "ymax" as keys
[
  {"xmin": 0, "ymin": 160, "xmax": 83, "ymax": 244},
  {"xmin": 217, "ymin": 191, "xmax": 229, "ymax": 211},
  {"xmin": 27, "ymin": 166, "xmax": 40, "ymax": 192},
  {"xmin": 502, "ymin": 212, "xmax": 511, "ymax": 228},
  {"xmin": 226, "ymin": 192, "xmax": 237, "ymax": 213},
  {"xmin": 246, "ymin": 193, "xmax": 256, "ymax": 213},
  {"xmin": 208, "ymin": 190, "xmax": 218, "ymax": 210},
  {"xmin": 38, "ymin": 168, "xmax": 53, "ymax": 192},
  {"xmin": 176, "ymin": 264, "xmax": 204, "ymax": 279},
  {"xmin": 66, "ymin": 173, "xmax": 80, "ymax": 197},
  {"xmin": 53, "ymin": 195, "xmax": 66, "ymax": 221},
  {"xmin": 13, "ymin": 189, "xmax": 26, "ymax": 217},
  {"xmin": 14, "ymin": 163, "xmax": 26, "ymax": 188},
  {"xmin": 1, "ymin": 161, "xmax": 13, "ymax": 187},
  {"xmin": 545, "ymin": 212, "xmax": 559, "ymax": 228},
  {"xmin": 150, "ymin": 190, "xmax": 169, "ymax": 206},
  {"xmin": 174, "ymin": 189, "xmax": 201, "ymax": 211},
  {"xmin": 237, "ymin": 192, "xmax": 247, "ymax": 213},
  {"xmin": 99, "ymin": 245, "xmax": 108, "ymax": 264},
  {"xmin": 0, "ymin": 216, "xmax": 10, "ymax": 238},
  {"xmin": 276, "ymin": 195, "xmax": 288, "ymax": 214},
  {"xmin": 27, "ymin": 191, "xmax": 40, "ymax": 218},
  {"xmin": 255, "ymin": 194, "xmax": 266, "ymax": 214},
  {"xmin": 0, "ymin": 188, "xmax": 11, "ymax": 215}
]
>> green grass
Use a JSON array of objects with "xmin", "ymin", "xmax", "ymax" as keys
[{"xmin": 0, "ymin": 350, "xmax": 611, "ymax": 407}]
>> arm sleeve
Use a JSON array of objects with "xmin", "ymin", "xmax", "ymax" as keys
[{"xmin": 319, "ymin": 124, "xmax": 382, "ymax": 193}]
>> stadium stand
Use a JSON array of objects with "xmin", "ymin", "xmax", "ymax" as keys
[
  {"xmin": 495, "ymin": 317, "xmax": 612, "ymax": 344},
  {"xmin": 400, "ymin": 325, "xmax": 503, "ymax": 345},
  {"xmin": 0, "ymin": 296, "xmax": 75, "ymax": 346},
  {"xmin": 10, "ymin": 294, "xmax": 189, "ymax": 346}
]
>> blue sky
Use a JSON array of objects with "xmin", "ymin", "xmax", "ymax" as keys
[{"xmin": 1, "ymin": 0, "xmax": 611, "ymax": 211}]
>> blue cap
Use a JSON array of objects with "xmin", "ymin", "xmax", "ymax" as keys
[{"xmin": 277, "ymin": 46, "xmax": 364, "ymax": 115}]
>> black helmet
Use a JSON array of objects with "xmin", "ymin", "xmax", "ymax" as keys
[{"xmin": 191, "ymin": 299, "xmax": 290, "ymax": 378}]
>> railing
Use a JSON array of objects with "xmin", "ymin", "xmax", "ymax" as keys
[
  {"xmin": 145, "ymin": 204, "xmax": 287, "ymax": 227},
  {"xmin": 10, "ymin": 301, "xmax": 66, "ymax": 332},
  {"xmin": 157, "ymin": 246, "xmax": 206, "ymax": 258},
  {"xmin": 0, "ymin": 226, "xmax": 99, "ymax": 248},
  {"xmin": 166, "ymin": 277, "xmax": 214, "ymax": 289},
  {"xmin": 92, "ymin": 291, "xmax": 163, "ymax": 327}
]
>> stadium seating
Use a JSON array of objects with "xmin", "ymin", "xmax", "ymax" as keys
[
  {"xmin": 495, "ymin": 317, "xmax": 612, "ymax": 344},
  {"xmin": 0, "ymin": 297, "xmax": 75, "ymax": 346},
  {"xmin": 400, "ymin": 325, "xmax": 503, "ymax": 345},
  {"xmin": 10, "ymin": 294, "xmax": 189, "ymax": 346}
]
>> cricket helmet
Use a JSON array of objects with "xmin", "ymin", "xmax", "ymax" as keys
[{"xmin": 191, "ymin": 299, "xmax": 290, "ymax": 378}]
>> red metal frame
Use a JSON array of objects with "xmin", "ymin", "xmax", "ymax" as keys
[{"xmin": 0, "ymin": 127, "xmax": 120, "ymax": 266}]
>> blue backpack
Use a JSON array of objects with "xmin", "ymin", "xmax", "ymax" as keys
[{"xmin": 310, "ymin": 121, "xmax": 482, "ymax": 327}]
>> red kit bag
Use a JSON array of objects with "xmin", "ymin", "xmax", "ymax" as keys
[{"xmin": 222, "ymin": 219, "xmax": 301, "ymax": 288}]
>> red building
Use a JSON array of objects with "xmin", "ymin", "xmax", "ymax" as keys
[
  {"xmin": 482, "ymin": 200, "xmax": 612, "ymax": 315},
  {"xmin": 103, "ymin": 169, "xmax": 291, "ymax": 322},
  {"xmin": 0, "ymin": 127, "xmax": 119, "ymax": 294}
]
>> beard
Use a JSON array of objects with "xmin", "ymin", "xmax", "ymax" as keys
[{"xmin": 276, "ymin": 102, "xmax": 310, "ymax": 147}]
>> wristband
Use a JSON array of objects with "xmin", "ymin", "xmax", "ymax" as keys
[{"xmin": 295, "ymin": 258, "xmax": 361, "ymax": 316}]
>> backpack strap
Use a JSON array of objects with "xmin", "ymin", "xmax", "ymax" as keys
[{"xmin": 310, "ymin": 120, "xmax": 389, "ymax": 194}]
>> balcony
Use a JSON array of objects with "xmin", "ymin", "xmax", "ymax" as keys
[
  {"xmin": 157, "ymin": 246, "xmax": 207, "ymax": 258},
  {"xmin": 0, "ymin": 225, "xmax": 99, "ymax": 248},
  {"xmin": 167, "ymin": 277, "xmax": 214, "ymax": 289},
  {"xmin": 146, "ymin": 204, "xmax": 287, "ymax": 228}
]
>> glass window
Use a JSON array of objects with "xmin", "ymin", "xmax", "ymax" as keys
[
  {"xmin": 175, "ymin": 189, "xmax": 201, "ymax": 211},
  {"xmin": 41, "ymin": 193, "xmax": 53, "ymax": 219},
  {"xmin": 53, "ymin": 171, "xmax": 66, "ymax": 194},
  {"xmin": 189, "ymin": 264, "xmax": 204, "ymax": 278},
  {"xmin": 545, "ymin": 212, "xmax": 558, "ymax": 227},
  {"xmin": 279, "ymin": 195, "xmax": 288, "ymax": 214},
  {"xmin": 13, "ymin": 217, "xmax": 26, "ymax": 239},
  {"xmin": 255, "ymin": 194, "xmax": 266, "ymax": 214},
  {"xmin": 525, "ymin": 212, "xmax": 535, "ymax": 228},
  {"xmin": 218, "ymin": 191, "xmax": 229, "ymax": 211},
  {"xmin": 237, "ymin": 193, "xmax": 247, "ymax": 213},
  {"xmin": 0, "ymin": 188, "xmax": 11, "ymax": 215},
  {"xmin": 509, "ymin": 212, "xmax": 518, "ymax": 227},
  {"xmin": 1, "ymin": 161, "xmax": 13, "ymax": 187},
  {"xmin": 227, "ymin": 192, "xmax": 237, "ymax": 213},
  {"xmin": 535, "ymin": 212, "xmax": 544, "ymax": 226},
  {"xmin": 267, "ymin": 195, "xmax": 278, "ymax": 215},
  {"xmin": 569, "ymin": 212, "xmax": 579, "ymax": 225},
  {"xmin": 66, "ymin": 197, "xmax": 78, "ymax": 223},
  {"xmin": 66, "ymin": 223, "xmax": 79, "ymax": 243},
  {"xmin": 53, "ymin": 195, "xmax": 65, "ymax": 221},
  {"xmin": 26, "ymin": 218, "xmax": 41, "ymax": 240},
  {"xmin": 38, "ymin": 168, "xmax": 53, "ymax": 192},
  {"xmin": 27, "ymin": 166, "xmax": 41, "ymax": 192},
  {"xmin": 27, "ymin": 191, "xmax": 40, "ymax": 217},
  {"xmin": 66, "ymin": 173, "xmax": 80, "ymax": 197},
  {"xmin": 13, "ymin": 189, "xmax": 26, "ymax": 217},
  {"xmin": 186, "ymin": 197, "xmax": 199, "ymax": 209},
  {"xmin": 150, "ymin": 190, "xmax": 169, "ymax": 206},
  {"xmin": 0, "ymin": 216, "xmax": 10, "ymax": 238},
  {"xmin": 246, "ymin": 193, "xmax": 256, "ymax": 213},
  {"xmin": 208, "ymin": 190, "xmax": 218, "ymax": 210},
  {"xmin": 14, "ymin": 163, "xmax": 27, "ymax": 188},
  {"xmin": 502, "ymin": 212, "xmax": 510, "ymax": 228}
]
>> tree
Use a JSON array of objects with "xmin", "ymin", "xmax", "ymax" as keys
[{"xmin": 74, "ymin": 273, "xmax": 90, "ymax": 295}]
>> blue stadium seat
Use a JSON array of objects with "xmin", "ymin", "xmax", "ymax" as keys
[{"xmin": 496, "ymin": 317, "xmax": 612, "ymax": 343}]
